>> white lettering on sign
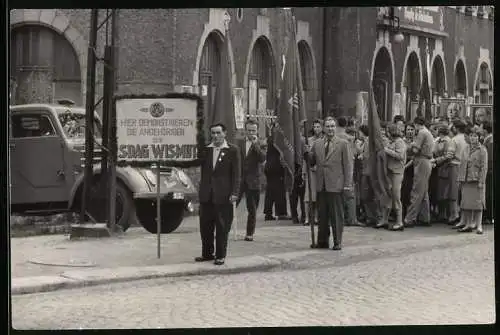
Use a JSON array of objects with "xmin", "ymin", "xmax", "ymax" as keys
[
  {"xmin": 403, "ymin": 7, "xmax": 434, "ymax": 24},
  {"xmin": 116, "ymin": 98, "xmax": 198, "ymax": 162}
]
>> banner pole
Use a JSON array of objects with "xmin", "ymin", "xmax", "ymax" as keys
[{"xmin": 156, "ymin": 162, "xmax": 161, "ymax": 258}]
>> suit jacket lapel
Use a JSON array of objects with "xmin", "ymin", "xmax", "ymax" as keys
[
  {"xmin": 325, "ymin": 138, "xmax": 338, "ymax": 161},
  {"xmin": 214, "ymin": 148, "xmax": 228, "ymax": 170}
]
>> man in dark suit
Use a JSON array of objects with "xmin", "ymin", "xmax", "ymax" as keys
[
  {"xmin": 307, "ymin": 117, "xmax": 353, "ymax": 250},
  {"xmin": 237, "ymin": 119, "xmax": 266, "ymax": 241},
  {"xmin": 264, "ymin": 132, "xmax": 290, "ymax": 220},
  {"xmin": 174, "ymin": 123, "xmax": 241, "ymax": 265}
]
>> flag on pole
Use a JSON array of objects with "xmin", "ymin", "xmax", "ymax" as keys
[
  {"xmin": 212, "ymin": 27, "xmax": 236, "ymax": 143},
  {"xmin": 272, "ymin": 10, "xmax": 307, "ymax": 192},
  {"xmin": 368, "ymin": 87, "xmax": 391, "ymax": 208}
]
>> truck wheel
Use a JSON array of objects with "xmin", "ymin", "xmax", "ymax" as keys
[
  {"xmin": 86, "ymin": 181, "xmax": 136, "ymax": 232},
  {"xmin": 135, "ymin": 200, "xmax": 185, "ymax": 234}
]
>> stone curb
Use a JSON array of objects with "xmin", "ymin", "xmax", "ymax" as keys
[{"xmin": 11, "ymin": 254, "xmax": 287, "ymax": 295}]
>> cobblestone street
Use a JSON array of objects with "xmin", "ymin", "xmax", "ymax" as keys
[{"xmin": 12, "ymin": 238, "xmax": 495, "ymax": 329}]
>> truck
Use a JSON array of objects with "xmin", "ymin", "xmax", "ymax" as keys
[{"xmin": 9, "ymin": 100, "xmax": 197, "ymax": 233}]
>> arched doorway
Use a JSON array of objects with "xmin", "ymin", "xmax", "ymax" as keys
[
  {"xmin": 431, "ymin": 56, "xmax": 446, "ymax": 119},
  {"xmin": 475, "ymin": 62, "xmax": 493, "ymax": 104},
  {"xmin": 247, "ymin": 36, "xmax": 275, "ymax": 138},
  {"xmin": 10, "ymin": 25, "xmax": 81, "ymax": 105},
  {"xmin": 298, "ymin": 40, "xmax": 317, "ymax": 122},
  {"xmin": 198, "ymin": 31, "xmax": 222, "ymax": 134},
  {"xmin": 402, "ymin": 52, "xmax": 421, "ymax": 121},
  {"xmin": 372, "ymin": 47, "xmax": 393, "ymax": 122},
  {"xmin": 455, "ymin": 60, "xmax": 467, "ymax": 99}
]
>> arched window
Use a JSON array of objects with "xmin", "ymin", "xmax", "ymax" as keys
[
  {"xmin": 248, "ymin": 37, "xmax": 275, "ymax": 137},
  {"xmin": 403, "ymin": 52, "xmax": 421, "ymax": 121},
  {"xmin": 475, "ymin": 62, "xmax": 493, "ymax": 104},
  {"xmin": 198, "ymin": 32, "xmax": 221, "ymax": 132},
  {"xmin": 372, "ymin": 47, "xmax": 393, "ymax": 122},
  {"xmin": 298, "ymin": 40, "xmax": 318, "ymax": 121},
  {"xmin": 455, "ymin": 60, "xmax": 467, "ymax": 99},
  {"xmin": 10, "ymin": 25, "xmax": 81, "ymax": 105}
]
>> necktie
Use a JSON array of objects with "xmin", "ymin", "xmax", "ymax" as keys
[{"xmin": 325, "ymin": 139, "xmax": 330, "ymax": 156}]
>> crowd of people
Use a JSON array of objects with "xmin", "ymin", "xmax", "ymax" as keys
[
  {"xmin": 260, "ymin": 113, "xmax": 493, "ymax": 249},
  {"xmin": 176, "ymin": 111, "xmax": 492, "ymax": 265}
]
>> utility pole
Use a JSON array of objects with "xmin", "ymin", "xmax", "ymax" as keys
[
  {"xmin": 80, "ymin": 9, "xmax": 118, "ymax": 230},
  {"xmin": 80, "ymin": 9, "xmax": 98, "ymax": 223}
]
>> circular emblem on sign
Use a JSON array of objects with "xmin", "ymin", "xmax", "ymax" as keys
[{"xmin": 150, "ymin": 102, "xmax": 165, "ymax": 118}]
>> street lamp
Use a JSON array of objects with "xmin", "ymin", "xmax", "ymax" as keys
[{"xmin": 380, "ymin": 7, "xmax": 404, "ymax": 44}]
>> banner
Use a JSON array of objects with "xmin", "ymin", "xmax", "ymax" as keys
[{"xmin": 116, "ymin": 97, "xmax": 199, "ymax": 162}]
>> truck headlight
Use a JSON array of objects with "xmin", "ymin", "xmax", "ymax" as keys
[{"xmin": 175, "ymin": 169, "xmax": 190, "ymax": 187}]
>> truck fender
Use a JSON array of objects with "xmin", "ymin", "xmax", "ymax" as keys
[{"xmin": 67, "ymin": 166, "xmax": 150, "ymax": 210}]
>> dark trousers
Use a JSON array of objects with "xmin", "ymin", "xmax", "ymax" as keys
[
  {"xmin": 199, "ymin": 202, "xmax": 233, "ymax": 259},
  {"xmin": 237, "ymin": 183, "xmax": 260, "ymax": 236},
  {"xmin": 317, "ymin": 191, "xmax": 344, "ymax": 247},
  {"xmin": 485, "ymin": 171, "xmax": 493, "ymax": 221},
  {"xmin": 264, "ymin": 174, "xmax": 287, "ymax": 216},
  {"xmin": 290, "ymin": 185, "xmax": 305, "ymax": 220}
]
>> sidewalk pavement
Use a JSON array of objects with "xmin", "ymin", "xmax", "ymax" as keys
[{"xmin": 10, "ymin": 203, "xmax": 491, "ymax": 295}]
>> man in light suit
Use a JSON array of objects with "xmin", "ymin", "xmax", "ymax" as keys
[
  {"xmin": 237, "ymin": 119, "xmax": 266, "ymax": 241},
  {"xmin": 173, "ymin": 123, "xmax": 241, "ymax": 265},
  {"xmin": 307, "ymin": 117, "xmax": 353, "ymax": 250}
]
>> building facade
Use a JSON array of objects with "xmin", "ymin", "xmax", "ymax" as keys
[
  {"xmin": 324, "ymin": 6, "xmax": 494, "ymax": 122},
  {"xmin": 9, "ymin": 6, "xmax": 494, "ymax": 127},
  {"xmin": 9, "ymin": 8, "xmax": 324, "ymax": 137}
]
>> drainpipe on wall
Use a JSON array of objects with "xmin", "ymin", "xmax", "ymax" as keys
[{"xmin": 321, "ymin": 7, "xmax": 327, "ymax": 119}]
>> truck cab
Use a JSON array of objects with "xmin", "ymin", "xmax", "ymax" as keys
[{"xmin": 9, "ymin": 101, "xmax": 197, "ymax": 233}]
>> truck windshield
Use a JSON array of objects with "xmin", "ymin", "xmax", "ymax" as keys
[{"xmin": 58, "ymin": 112, "xmax": 102, "ymax": 139}]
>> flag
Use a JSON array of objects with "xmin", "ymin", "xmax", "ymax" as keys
[
  {"xmin": 212, "ymin": 28, "xmax": 236, "ymax": 143},
  {"xmin": 368, "ymin": 87, "xmax": 391, "ymax": 208},
  {"xmin": 272, "ymin": 11, "xmax": 307, "ymax": 192}
]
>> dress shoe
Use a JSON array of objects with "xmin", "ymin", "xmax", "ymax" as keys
[
  {"xmin": 311, "ymin": 243, "xmax": 329, "ymax": 249},
  {"xmin": 404, "ymin": 221, "xmax": 416, "ymax": 228},
  {"xmin": 332, "ymin": 245, "xmax": 342, "ymax": 251},
  {"xmin": 458, "ymin": 226, "xmax": 473, "ymax": 233},
  {"xmin": 476, "ymin": 228, "xmax": 484, "ymax": 235},
  {"xmin": 374, "ymin": 222, "xmax": 387, "ymax": 229},
  {"xmin": 300, "ymin": 216, "xmax": 306, "ymax": 224},
  {"xmin": 389, "ymin": 223, "xmax": 404, "ymax": 231},
  {"xmin": 303, "ymin": 221, "xmax": 310, "ymax": 226},
  {"xmin": 214, "ymin": 258, "xmax": 225, "ymax": 265},
  {"xmin": 447, "ymin": 217, "xmax": 460, "ymax": 225},
  {"xmin": 264, "ymin": 215, "xmax": 276, "ymax": 221},
  {"xmin": 277, "ymin": 215, "xmax": 291, "ymax": 220},
  {"xmin": 244, "ymin": 236, "xmax": 253, "ymax": 241},
  {"xmin": 195, "ymin": 255, "xmax": 215, "ymax": 262},
  {"xmin": 452, "ymin": 223, "xmax": 465, "ymax": 229},
  {"xmin": 292, "ymin": 217, "xmax": 300, "ymax": 224}
]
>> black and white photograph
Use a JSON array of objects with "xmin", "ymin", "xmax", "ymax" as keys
[{"xmin": 8, "ymin": 6, "xmax": 495, "ymax": 329}]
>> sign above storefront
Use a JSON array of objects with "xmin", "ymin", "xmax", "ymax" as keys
[{"xmin": 395, "ymin": 6, "xmax": 445, "ymax": 34}]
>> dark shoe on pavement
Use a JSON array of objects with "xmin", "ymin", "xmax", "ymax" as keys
[
  {"xmin": 264, "ymin": 215, "xmax": 276, "ymax": 221},
  {"xmin": 244, "ymin": 236, "xmax": 254, "ymax": 241},
  {"xmin": 447, "ymin": 217, "xmax": 460, "ymax": 225},
  {"xmin": 452, "ymin": 222, "xmax": 465, "ymax": 229},
  {"xmin": 292, "ymin": 217, "xmax": 300, "ymax": 224},
  {"xmin": 332, "ymin": 245, "xmax": 342, "ymax": 251},
  {"xmin": 214, "ymin": 258, "xmax": 225, "ymax": 265},
  {"xmin": 195, "ymin": 255, "xmax": 215, "ymax": 262},
  {"xmin": 277, "ymin": 215, "xmax": 292, "ymax": 220},
  {"xmin": 458, "ymin": 226, "xmax": 473, "ymax": 233},
  {"xmin": 374, "ymin": 222, "xmax": 387, "ymax": 229},
  {"xmin": 404, "ymin": 220, "xmax": 416, "ymax": 228},
  {"xmin": 312, "ymin": 243, "xmax": 329, "ymax": 249}
]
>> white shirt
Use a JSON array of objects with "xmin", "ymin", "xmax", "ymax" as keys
[{"xmin": 208, "ymin": 140, "xmax": 229, "ymax": 169}]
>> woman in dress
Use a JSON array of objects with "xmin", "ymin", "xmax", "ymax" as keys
[
  {"xmin": 431, "ymin": 126, "xmax": 452, "ymax": 222},
  {"xmin": 401, "ymin": 123, "xmax": 416, "ymax": 221},
  {"xmin": 303, "ymin": 119, "xmax": 324, "ymax": 226},
  {"xmin": 457, "ymin": 128, "xmax": 488, "ymax": 234}
]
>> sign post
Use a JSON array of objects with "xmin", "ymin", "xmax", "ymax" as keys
[
  {"xmin": 156, "ymin": 162, "xmax": 161, "ymax": 258},
  {"xmin": 114, "ymin": 93, "xmax": 204, "ymax": 258}
]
